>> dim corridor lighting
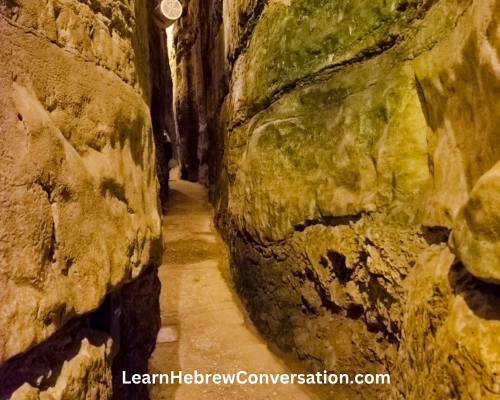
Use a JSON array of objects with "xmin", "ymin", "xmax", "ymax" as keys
[{"xmin": 153, "ymin": 0, "xmax": 183, "ymax": 29}]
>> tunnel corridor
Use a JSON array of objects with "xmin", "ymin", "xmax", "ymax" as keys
[
  {"xmin": 2, "ymin": 0, "xmax": 500, "ymax": 399},
  {"xmin": 148, "ymin": 181, "xmax": 316, "ymax": 400}
]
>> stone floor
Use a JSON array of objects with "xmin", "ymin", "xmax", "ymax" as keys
[{"xmin": 149, "ymin": 181, "xmax": 315, "ymax": 400}]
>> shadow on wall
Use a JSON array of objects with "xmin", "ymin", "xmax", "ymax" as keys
[
  {"xmin": 0, "ymin": 321, "xmax": 108, "ymax": 400},
  {"xmin": 112, "ymin": 266, "xmax": 162, "ymax": 400},
  {"xmin": 449, "ymin": 263, "xmax": 500, "ymax": 321},
  {"xmin": 0, "ymin": 266, "xmax": 161, "ymax": 400}
]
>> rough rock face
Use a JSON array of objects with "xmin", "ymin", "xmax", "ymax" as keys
[
  {"xmin": 4, "ymin": 325, "xmax": 113, "ymax": 400},
  {"xmin": 452, "ymin": 160, "xmax": 500, "ymax": 283},
  {"xmin": 0, "ymin": 266, "xmax": 161, "ymax": 400},
  {"xmin": 171, "ymin": 0, "xmax": 500, "ymax": 398},
  {"xmin": 167, "ymin": 0, "xmax": 209, "ymax": 183},
  {"xmin": 395, "ymin": 246, "xmax": 500, "ymax": 399},
  {"xmin": 111, "ymin": 265, "xmax": 161, "ymax": 400},
  {"xmin": 0, "ymin": 0, "xmax": 165, "ymax": 397}
]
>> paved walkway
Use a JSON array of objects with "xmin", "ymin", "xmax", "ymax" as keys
[{"xmin": 149, "ymin": 181, "xmax": 314, "ymax": 400}]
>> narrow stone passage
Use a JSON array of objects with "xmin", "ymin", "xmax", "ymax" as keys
[{"xmin": 149, "ymin": 181, "xmax": 315, "ymax": 400}]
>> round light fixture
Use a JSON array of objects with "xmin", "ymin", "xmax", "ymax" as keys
[
  {"xmin": 153, "ymin": 0, "xmax": 182, "ymax": 29},
  {"xmin": 161, "ymin": 0, "xmax": 183, "ymax": 20}
]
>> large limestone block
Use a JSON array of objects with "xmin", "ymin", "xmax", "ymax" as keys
[
  {"xmin": 228, "ymin": 54, "xmax": 430, "ymax": 243},
  {"xmin": 0, "ymin": 0, "xmax": 162, "ymax": 365},
  {"xmin": 228, "ymin": 0, "xmax": 431, "ymax": 123},
  {"xmin": 412, "ymin": 0, "xmax": 500, "ymax": 227},
  {"xmin": 220, "ymin": 0, "xmax": 473, "ymax": 243},
  {"xmin": 452, "ymin": 161, "xmax": 500, "ymax": 283},
  {"xmin": 221, "ymin": 0, "xmax": 500, "ymax": 244}
]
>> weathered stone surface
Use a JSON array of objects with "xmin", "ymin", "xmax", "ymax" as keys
[
  {"xmin": 228, "ymin": 214, "xmax": 430, "ymax": 399},
  {"xmin": 228, "ymin": 57, "xmax": 430, "ymax": 242},
  {"xmin": 112, "ymin": 265, "xmax": 161, "ymax": 400},
  {"xmin": 171, "ymin": 0, "xmax": 500, "ymax": 398},
  {"xmin": 413, "ymin": 0, "xmax": 500, "ymax": 227},
  {"xmin": 452, "ymin": 160, "xmax": 500, "ymax": 283},
  {"xmin": 167, "ymin": 0, "xmax": 210, "ymax": 183},
  {"xmin": 0, "ymin": 0, "xmax": 162, "ymax": 364},
  {"xmin": 37, "ymin": 334, "xmax": 112, "ymax": 400},
  {"xmin": 0, "ymin": 0, "xmax": 165, "ymax": 397},
  {"xmin": 148, "ymin": 0, "xmax": 175, "ymax": 208},
  {"xmin": 1, "ymin": 322, "xmax": 112, "ymax": 400},
  {"xmin": 396, "ymin": 246, "xmax": 500, "ymax": 399},
  {"xmin": 0, "ymin": 266, "xmax": 161, "ymax": 400}
]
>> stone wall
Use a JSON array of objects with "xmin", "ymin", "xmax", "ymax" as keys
[
  {"xmin": 171, "ymin": 0, "xmax": 500, "ymax": 398},
  {"xmin": 0, "ymin": 0, "xmax": 166, "ymax": 397},
  {"xmin": 167, "ymin": 0, "xmax": 210, "ymax": 183}
]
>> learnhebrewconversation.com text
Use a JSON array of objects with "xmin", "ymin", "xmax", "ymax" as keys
[{"xmin": 123, "ymin": 370, "xmax": 390, "ymax": 386}]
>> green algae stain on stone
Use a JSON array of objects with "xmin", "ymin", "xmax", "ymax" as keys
[
  {"xmin": 229, "ymin": 56, "xmax": 430, "ymax": 242},
  {"xmin": 238, "ymin": 0, "xmax": 404, "ymax": 119}
]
